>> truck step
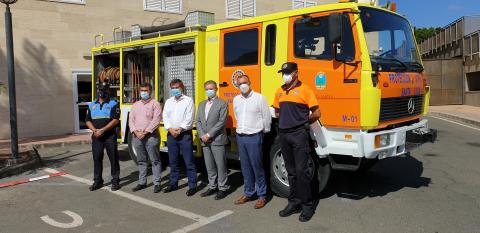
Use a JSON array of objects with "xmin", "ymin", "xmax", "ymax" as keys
[{"xmin": 328, "ymin": 156, "xmax": 362, "ymax": 171}]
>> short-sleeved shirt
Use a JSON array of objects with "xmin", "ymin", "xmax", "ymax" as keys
[
  {"xmin": 273, "ymin": 81, "xmax": 319, "ymax": 130},
  {"xmin": 86, "ymin": 99, "xmax": 120, "ymax": 135}
]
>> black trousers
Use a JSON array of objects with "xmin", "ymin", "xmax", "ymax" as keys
[
  {"xmin": 279, "ymin": 127, "xmax": 315, "ymax": 209},
  {"xmin": 92, "ymin": 133, "xmax": 120, "ymax": 183}
]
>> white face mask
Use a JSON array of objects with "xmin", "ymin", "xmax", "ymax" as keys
[
  {"xmin": 283, "ymin": 73, "xmax": 293, "ymax": 84},
  {"xmin": 239, "ymin": 83, "xmax": 250, "ymax": 94}
]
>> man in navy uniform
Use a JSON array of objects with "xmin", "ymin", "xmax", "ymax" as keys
[{"xmin": 86, "ymin": 82, "xmax": 121, "ymax": 191}]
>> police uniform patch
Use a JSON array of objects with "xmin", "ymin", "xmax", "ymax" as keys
[
  {"xmin": 92, "ymin": 105, "xmax": 96, "ymax": 110},
  {"xmin": 278, "ymin": 93, "xmax": 283, "ymax": 97},
  {"xmin": 282, "ymin": 63, "xmax": 287, "ymax": 69},
  {"xmin": 294, "ymin": 90, "xmax": 299, "ymax": 95}
]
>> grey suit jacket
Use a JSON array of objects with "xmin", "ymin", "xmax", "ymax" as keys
[{"xmin": 196, "ymin": 97, "xmax": 228, "ymax": 146}]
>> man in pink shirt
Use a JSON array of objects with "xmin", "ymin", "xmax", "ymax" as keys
[{"xmin": 128, "ymin": 83, "xmax": 163, "ymax": 193}]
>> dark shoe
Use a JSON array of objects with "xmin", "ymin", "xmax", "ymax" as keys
[
  {"xmin": 89, "ymin": 182, "xmax": 103, "ymax": 191},
  {"xmin": 254, "ymin": 198, "xmax": 267, "ymax": 209},
  {"xmin": 299, "ymin": 211, "xmax": 314, "ymax": 222},
  {"xmin": 234, "ymin": 195, "xmax": 251, "ymax": 205},
  {"xmin": 163, "ymin": 185, "xmax": 178, "ymax": 193},
  {"xmin": 132, "ymin": 184, "xmax": 147, "ymax": 192},
  {"xmin": 186, "ymin": 187, "xmax": 197, "ymax": 196},
  {"xmin": 111, "ymin": 181, "xmax": 120, "ymax": 191},
  {"xmin": 153, "ymin": 185, "xmax": 162, "ymax": 193},
  {"xmin": 214, "ymin": 190, "xmax": 227, "ymax": 200},
  {"xmin": 279, "ymin": 204, "xmax": 301, "ymax": 217},
  {"xmin": 200, "ymin": 188, "xmax": 217, "ymax": 197}
]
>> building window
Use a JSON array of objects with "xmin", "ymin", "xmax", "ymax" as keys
[
  {"xmin": 144, "ymin": 0, "xmax": 182, "ymax": 14},
  {"xmin": 226, "ymin": 0, "xmax": 256, "ymax": 19},
  {"xmin": 292, "ymin": 0, "xmax": 317, "ymax": 9},
  {"xmin": 224, "ymin": 28, "xmax": 259, "ymax": 66}
]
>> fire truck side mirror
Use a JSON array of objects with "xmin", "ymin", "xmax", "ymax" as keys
[{"xmin": 328, "ymin": 13, "xmax": 343, "ymax": 44}]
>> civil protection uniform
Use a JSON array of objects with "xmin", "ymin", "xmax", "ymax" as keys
[
  {"xmin": 86, "ymin": 99, "xmax": 121, "ymax": 185},
  {"xmin": 273, "ymin": 80, "xmax": 319, "ymax": 211}
]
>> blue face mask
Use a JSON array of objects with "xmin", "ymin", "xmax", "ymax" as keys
[
  {"xmin": 140, "ymin": 91, "xmax": 150, "ymax": 100},
  {"xmin": 206, "ymin": 89, "xmax": 216, "ymax": 98},
  {"xmin": 171, "ymin": 88, "xmax": 182, "ymax": 97}
]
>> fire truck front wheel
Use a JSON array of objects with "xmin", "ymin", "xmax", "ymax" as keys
[{"xmin": 270, "ymin": 137, "xmax": 331, "ymax": 198}]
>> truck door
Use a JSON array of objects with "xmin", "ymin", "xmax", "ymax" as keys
[
  {"xmin": 288, "ymin": 11, "xmax": 362, "ymax": 128},
  {"xmin": 219, "ymin": 24, "xmax": 262, "ymax": 127}
]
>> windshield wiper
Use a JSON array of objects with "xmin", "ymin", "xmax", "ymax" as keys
[
  {"xmin": 408, "ymin": 61, "xmax": 424, "ymax": 72},
  {"xmin": 371, "ymin": 56, "xmax": 408, "ymax": 70}
]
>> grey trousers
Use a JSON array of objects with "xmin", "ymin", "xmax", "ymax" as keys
[
  {"xmin": 132, "ymin": 134, "xmax": 161, "ymax": 186},
  {"xmin": 202, "ymin": 145, "xmax": 229, "ymax": 191}
]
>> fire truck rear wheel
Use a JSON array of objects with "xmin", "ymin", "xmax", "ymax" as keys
[{"xmin": 269, "ymin": 137, "xmax": 331, "ymax": 198}]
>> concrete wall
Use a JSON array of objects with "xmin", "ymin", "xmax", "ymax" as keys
[
  {"xmin": 424, "ymin": 58, "xmax": 464, "ymax": 105},
  {"xmin": 0, "ymin": 0, "xmax": 339, "ymax": 140}
]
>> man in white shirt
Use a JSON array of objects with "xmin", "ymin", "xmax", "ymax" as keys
[
  {"xmin": 162, "ymin": 79, "xmax": 197, "ymax": 196},
  {"xmin": 232, "ymin": 75, "xmax": 271, "ymax": 209}
]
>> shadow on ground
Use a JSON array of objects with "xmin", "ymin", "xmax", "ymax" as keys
[{"xmin": 320, "ymin": 155, "xmax": 431, "ymax": 200}]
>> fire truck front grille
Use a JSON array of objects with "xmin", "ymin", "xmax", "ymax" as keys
[{"xmin": 379, "ymin": 95, "xmax": 424, "ymax": 122}]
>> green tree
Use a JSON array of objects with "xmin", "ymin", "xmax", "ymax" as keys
[{"xmin": 414, "ymin": 27, "xmax": 442, "ymax": 43}]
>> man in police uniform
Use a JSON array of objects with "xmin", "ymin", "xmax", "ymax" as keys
[
  {"xmin": 273, "ymin": 62, "xmax": 321, "ymax": 222},
  {"xmin": 86, "ymin": 82, "xmax": 121, "ymax": 191}
]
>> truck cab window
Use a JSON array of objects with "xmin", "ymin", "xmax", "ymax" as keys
[
  {"xmin": 265, "ymin": 24, "xmax": 277, "ymax": 65},
  {"xmin": 336, "ymin": 14, "xmax": 355, "ymax": 61},
  {"xmin": 294, "ymin": 16, "xmax": 331, "ymax": 59},
  {"xmin": 224, "ymin": 28, "xmax": 259, "ymax": 66}
]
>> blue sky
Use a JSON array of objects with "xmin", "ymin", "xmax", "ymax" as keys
[{"xmin": 379, "ymin": 0, "xmax": 480, "ymax": 28}]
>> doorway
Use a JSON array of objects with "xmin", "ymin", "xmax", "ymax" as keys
[{"xmin": 72, "ymin": 70, "xmax": 92, "ymax": 134}]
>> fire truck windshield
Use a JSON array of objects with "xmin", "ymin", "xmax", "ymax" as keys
[{"xmin": 360, "ymin": 7, "xmax": 423, "ymax": 73}]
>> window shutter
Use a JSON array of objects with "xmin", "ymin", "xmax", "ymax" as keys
[
  {"xmin": 305, "ymin": 1, "xmax": 317, "ymax": 7},
  {"xmin": 226, "ymin": 0, "xmax": 241, "ymax": 19},
  {"xmin": 293, "ymin": 0, "xmax": 304, "ymax": 9},
  {"xmin": 164, "ymin": 0, "xmax": 181, "ymax": 13},
  {"xmin": 145, "ymin": 0, "xmax": 163, "ymax": 11},
  {"xmin": 242, "ymin": 0, "xmax": 255, "ymax": 17}
]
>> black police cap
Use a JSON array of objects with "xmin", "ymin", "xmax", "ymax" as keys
[{"xmin": 278, "ymin": 62, "xmax": 298, "ymax": 74}]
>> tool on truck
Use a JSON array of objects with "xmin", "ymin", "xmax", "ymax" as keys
[{"xmin": 91, "ymin": 0, "xmax": 437, "ymax": 197}]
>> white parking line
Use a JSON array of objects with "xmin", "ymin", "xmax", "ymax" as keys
[
  {"xmin": 43, "ymin": 168, "xmax": 234, "ymax": 232},
  {"xmin": 429, "ymin": 116, "xmax": 480, "ymax": 131}
]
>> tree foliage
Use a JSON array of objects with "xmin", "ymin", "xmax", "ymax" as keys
[{"xmin": 414, "ymin": 27, "xmax": 442, "ymax": 43}]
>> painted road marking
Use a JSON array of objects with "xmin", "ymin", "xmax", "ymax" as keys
[
  {"xmin": 430, "ymin": 116, "xmax": 480, "ymax": 132},
  {"xmin": 43, "ymin": 168, "xmax": 234, "ymax": 232},
  {"xmin": 40, "ymin": 210, "xmax": 83, "ymax": 229}
]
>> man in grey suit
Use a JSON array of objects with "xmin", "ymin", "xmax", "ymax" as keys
[{"xmin": 196, "ymin": 80, "xmax": 229, "ymax": 200}]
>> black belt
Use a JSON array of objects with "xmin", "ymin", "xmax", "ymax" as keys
[
  {"xmin": 237, "ymin": 132, "xmax": 262, "ymax": 137},
  {"xmin": 279, "ymin": 123, "xmax": 309, "ymax": 133}
]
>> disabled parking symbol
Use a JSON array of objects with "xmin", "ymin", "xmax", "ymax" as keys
[{"xmin": 40, "ymin": 210, "xmax": 83, "ymax": 229}]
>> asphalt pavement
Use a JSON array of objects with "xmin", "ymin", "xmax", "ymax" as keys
[{"xmin": 1, "ymin": 117, "xmax": 479, "ymax": 233}]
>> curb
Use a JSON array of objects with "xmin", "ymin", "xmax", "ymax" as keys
[
  {"xmin": 31, "ymin": 140, "xmax": 91, "ymax": 149},
  {"xmin": 428, "ymin": 112, "xmax": 480, "ymax": 128},
  {"xmin": 0, "ymin": 148, "xmax": 43, "ymax": 179}
]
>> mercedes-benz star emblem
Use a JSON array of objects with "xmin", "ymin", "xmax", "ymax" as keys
[{"xmin": 407, "ymin": 98, "xmax": 415, "ymax": 114}]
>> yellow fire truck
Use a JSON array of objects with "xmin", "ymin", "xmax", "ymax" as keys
[{"xmin": 91, "ymin": 1, "xmax": 436, "ymax": 197}]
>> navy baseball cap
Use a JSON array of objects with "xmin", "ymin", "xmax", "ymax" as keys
[{"xmin": 278, "ymin": 62, "xmax": 298, "ymax": 74}]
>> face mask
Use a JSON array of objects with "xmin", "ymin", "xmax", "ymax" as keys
[
  {"xmin": 283, "ymin": 73, "xmax": 293, "ymax": 85},
  {"xmin": 98, "ymin": 91, "xmax": 108, "ymax": 99},
  {"xmin": 239, "ymin": 84, "xmax": 250, "ymax": 94},
  {"xmin": 171, "ymin": 88, "xmax": 182, "ymax": 97},
  {"xmin": 206, "ymin": 89, "xmax": 216, "ymax": 98},
  {"xmin": 140, "ymin": 91, "xmax": 150, "ymax": 100}
]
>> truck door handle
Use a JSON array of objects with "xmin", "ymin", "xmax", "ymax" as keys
[{"xmin": 219, "ymin": 82, "xmax": 229, "ymax": 87}]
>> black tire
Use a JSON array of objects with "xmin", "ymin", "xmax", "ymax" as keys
[
  {"xmin": 127, "ymin": 131, "xmax": 139, "ymax": 165},
  {"xmin": 269, "ymin": 136, "xmax": 332, "ymax": 198}
]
